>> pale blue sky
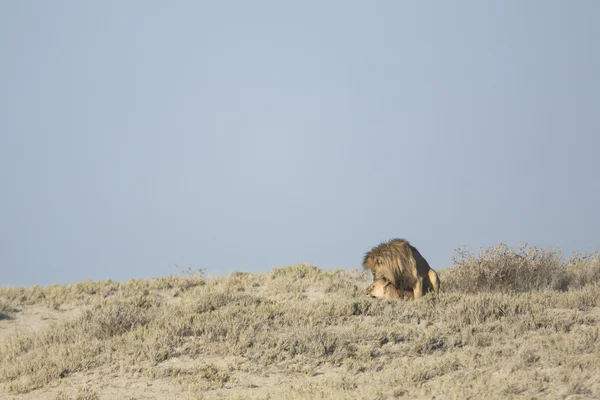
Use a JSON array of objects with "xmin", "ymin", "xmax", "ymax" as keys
[{"xmin": 1, "ymin": 1, "xmax": 599, "ymax": 286}]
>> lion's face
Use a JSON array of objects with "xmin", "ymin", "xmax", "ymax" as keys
[
  {"xmin": 366, "ymin": 278, "xmax": 414, "ymax": 300},
  {"xmin": 365, "ymin": 278, "xmax": 394, "ymax": 299}
]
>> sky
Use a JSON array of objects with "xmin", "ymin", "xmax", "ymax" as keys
[{"xmin": 1, "ymin": 1, "xmax": 599, "ymax": 286}]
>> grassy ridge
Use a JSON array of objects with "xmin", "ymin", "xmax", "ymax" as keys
[{"xmin": 1, "ymin": 244, "xmax": 599, "ymax": 399}]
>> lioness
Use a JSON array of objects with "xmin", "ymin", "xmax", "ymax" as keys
[{"xmin": 365, "ymin": 278, "xmax": 414, "ymax": 300}]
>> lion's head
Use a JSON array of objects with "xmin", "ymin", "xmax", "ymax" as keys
[{"xmin": 365, "ymin": 278, "xmax": 414, "ymax": 300}]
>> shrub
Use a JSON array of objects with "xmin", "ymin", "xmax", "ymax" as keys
[
  {"xmin": 443, "ymin": 243, "xmax": 568, "ymax": 293},
  {"xmin": 564, "ymin": 251, "xmax": 600, "ymax": 289},
  {"xmin": 81, "ymin": 303, "xmax": 151, "ymax": 340},
  {"xmin": 0, "ymin": 299, "xmax": 15, "ymax": 320}
]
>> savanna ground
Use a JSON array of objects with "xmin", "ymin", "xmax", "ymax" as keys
[{"xmin": 1, "ymin": 243, "xmax": 600, "ymax": 400}]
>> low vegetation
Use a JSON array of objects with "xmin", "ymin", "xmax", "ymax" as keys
[
  {"xmin": 443, "ymin": 242, "xmax": 600, "ymax": 293},
  {"xmin": 1, "ymin": 244, "xmax": 599, "ymax": 399}
]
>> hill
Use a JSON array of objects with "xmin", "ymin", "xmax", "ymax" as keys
[{"xmin": 1, "ymin": 243, "xmax": 599, "ymax": 399}]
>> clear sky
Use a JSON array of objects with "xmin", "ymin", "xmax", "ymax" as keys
[{"xmin": 1, "ymin": 1, "xmax": 599, "ymax": 286}]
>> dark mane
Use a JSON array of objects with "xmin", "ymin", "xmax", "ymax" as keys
[
  {"xmin": 362, "ymin": 238, "xmax": 411, "ymax": 266},
  {"xmin": 361, "ymin": 237, "xmax": 440, "ymax": 298}
]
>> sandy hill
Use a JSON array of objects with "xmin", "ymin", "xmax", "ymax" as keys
[{"xmin": 1, "ymin": 244, "xmax": 599, "ymax": 399}]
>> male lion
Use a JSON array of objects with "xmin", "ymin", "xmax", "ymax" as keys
[
  {"xmin": 362, "ymin": 238, "xmax": 440, "ymax": 299},
  {"xmin": 365, "ymin": 278, "xmax": 414, "ymax": 300}
]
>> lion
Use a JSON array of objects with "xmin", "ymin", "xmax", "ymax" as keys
[
  {"xmin": 362, "ymin": 238, "xmax": 440, "ymax": 299},
  {"xmin": 365, "ymin": 277, "xmax": 414, "ymax": 300}
]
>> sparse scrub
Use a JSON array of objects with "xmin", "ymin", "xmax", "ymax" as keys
[
  {"xmin": 269, "ymin": 263, "xmax": 329, "ymax": 282},
  {"xmin": 1, "ymin": 248, "xmax": 600, "ymax": 399},
  {"xmin": 74, "ymin": 386, "xmax": 100, "ymax": 400},
  {"xmin": 194, "ymin": 363, "xmax": 231, "ymax": 389},
  {"xmin": 565, "ymin": 250, "xmax": 600, "ymax": 289},
  {"xmin": 80, "ymin": 302, "xmax": 151, "ymax": 340},
  {"xmin": 54, "ymin": 386, "xmax": 100, "ymax": 400},
  {"xmin": 0, "ymin": 274, "xmax": 205, "ymax": 308},
  {"xmin": 442, "ymin": 242, "xmax": 600, "ymax": 293},
  {"xmin": 0, "ymin": 299, "xmax": 15, "ymax": 320}
]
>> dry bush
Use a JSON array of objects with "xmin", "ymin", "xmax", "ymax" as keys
[
  {"xmin": 80, "ymin": 303, "xmax": 151, "ymax": 340},
  {"xmin": 442, "ymin": 243, "xmax": 600, "ymax": 293},
  {"xmin": 564, "ymin": 250, "xmax": 600, "ymax": 289},
  {"xmin": 193, "ymin": 363, "xmax": 231, "ymax": 389},
  {"xmin": 192, "ymin": 290, "xmax": 269, "ymax": 314},
  {"xmin": 0, "ymin": 299, "xmax": 16, "ymax": 320},
  {"xmin": 54, "ymin": 386, "xmax": 100, "ymax": 400},
  {"xmin": 269, "ymin": 263, "xmax": 329, "ymax": 281}
]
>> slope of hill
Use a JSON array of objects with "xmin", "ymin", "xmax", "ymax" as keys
[{"xmin": 1, "ymin": 244, "xmax": 599, "ymax": 399}]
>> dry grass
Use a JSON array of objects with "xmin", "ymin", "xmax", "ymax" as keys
[
  {"xmin": 442, "ymin": 242, "xmax": 600, "ymax": 293},
  {"xmin": 1, "ymin": 246, "xmax": 600, "ymax": 399}
]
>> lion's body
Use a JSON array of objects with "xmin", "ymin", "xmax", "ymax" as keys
[
  {"xmin": 362, "ymin": 238, "xmax": 440, "ymax": 298},
  {"xmin": 365, "ymin": 278, "xmax": 414, "ymax": 300}
]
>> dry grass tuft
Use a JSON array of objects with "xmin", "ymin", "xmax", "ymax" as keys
[{"xmin": 0, "ymin": 299, "xmax": 16, "ymax": 320}]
